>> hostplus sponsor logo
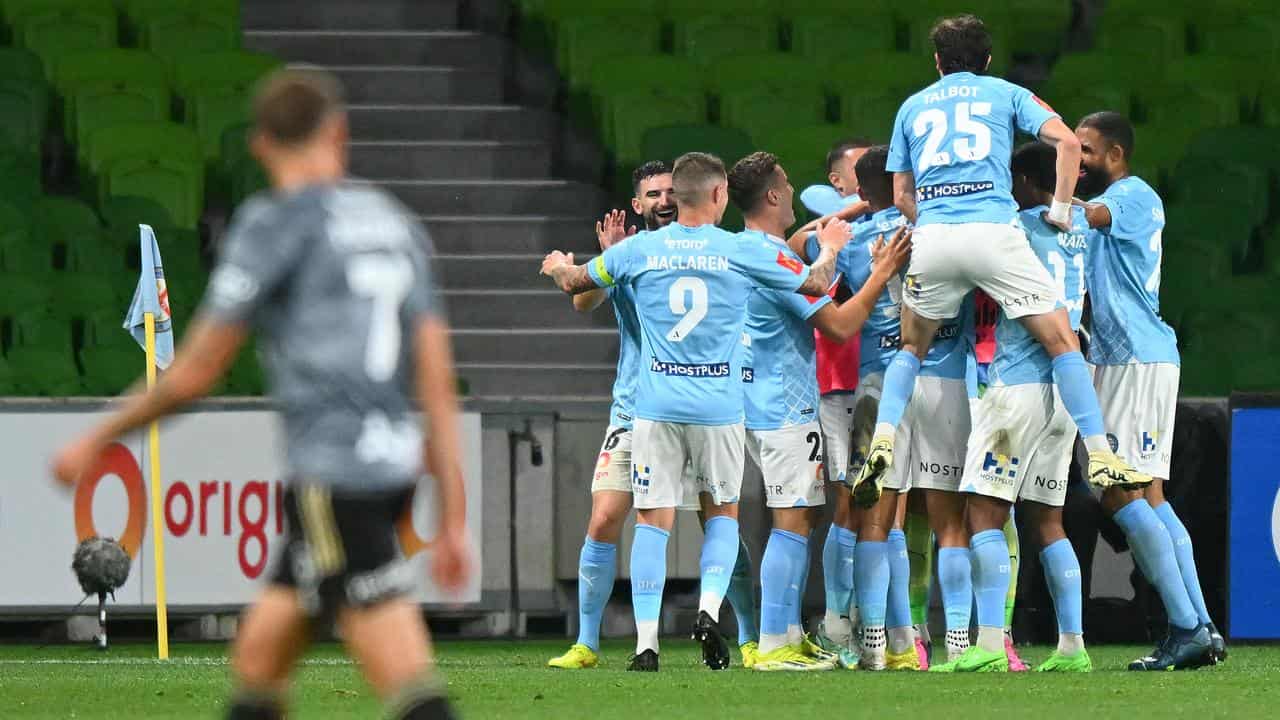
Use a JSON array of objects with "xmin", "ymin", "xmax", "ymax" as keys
[
  {"xmin": 650, "ymin": 357, "xmax": 730, "ymax": 378},
  {"xmin": 979, "ymin": 452, "xmax": 1021, "ymax": 486},
  {"xmin": 632, "ymin": 464, "xmax": 652, "ymax": 493},
  {"xmin": 919, "ymin": 460, "xmax": 962, "ymax": 477},
  {"xmin": 1140, "ymin": 430, "xmax": 1159, "ymax": 458}
]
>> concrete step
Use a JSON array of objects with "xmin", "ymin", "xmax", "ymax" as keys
[
  {"xmin": 244, "ymin": 30, "xmax": 504, "ymax": 67},
  {"xmin": 436, "ymin": 254, "xmax": 552, "ymax": 289},
  {"xmin": 366, "ymin": 179, "xmax": 608, "ymax": 215},
  {"xmin": 441, "ymin": 290, "xmax": 619, "ymax": 329},
  {"xmin": 456, "ymin": 362, "xmax": 616, "ymax": 398},
  {"xmin": 451, "ymin": 328, "xmax": 618, "ymax": 364},
  {"xmin": 326, "ymin": 66, "xmax": 503, "ymax": 104},
  {"xmin": 242, "ymin": 0, "xmax": 457, "ymax": 30},
  {"xmin": 422, "ymin": 216, "xmax": 599, "ymax": 254},
  {"xmin": 349, "ymin": 141, "xmax": 552, "ymax": 179},
  {"xmin": 348, "ymin": 105, "xmax": 557, "ymax": 141}
]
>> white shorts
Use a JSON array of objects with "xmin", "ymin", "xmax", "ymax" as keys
[
  {"xmin": 818, "ymin": 393, "xmax": 857, "ymax": 485},
  {"xmin": 1094, "ymin": 363, "xmax": 1179, "ymax": 478},
  {"xmin": 903, "ymin": 222, "xmax": 1059, "ymax": 321},
  {"xmin": 748, "ymin": 423, "xmax": 826, "ymax": 509},
  {"xmin": 960, "ymin": 384, "xmax": 1075, "ymax": 507},
  {"xmin": 894, "ymin": 375, "xmax": 971, "ymax": 492},
  {"xmin": 631, "ymin": 419, "xmax": 745, "ymax": 510},
  {"xmin": 590, "ymin": 425, "xmax": 634, "ymax": 494}
]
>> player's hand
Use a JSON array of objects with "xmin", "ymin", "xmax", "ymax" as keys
[
  {"xmin": 1042, "ymin": 210, "xmax": 1071, "ymax": 233},
  {"xmin": 816, "ymin": 218, "xmax": 853, "ymax": 253},
  {"xmin": 430, "ymin": 526, "xmax": 473, "ymax": 594},
  {"xmin": 540, "ymin": 250, "xmax": 574, "ymax": 276},
  {"xmin": 871, "ymin": 226, "xmax": 913, "ymax": 276},
  {"xmin": 51, "ymin": 433, "xmax": 106, "ymax": 489},
  {"xmin": 595, "ymin": 209, "xmax": 634, "ymax": 250}
]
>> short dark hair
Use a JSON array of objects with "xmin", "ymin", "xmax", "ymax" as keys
[
  {"xmin": 728, "ymin": 151, "xmax": 781, "ymax": 215},
  {"xmin": 1011, "ymin": 141, "xmax": 1057, "ymax": 195},
  {"xmin": 672, "ymin": 151, "xmax": 726, "ymax": 206},
  {"xmin": 930, "ymin": 14, "xmax": 992, "ymax": 75},
  {"xmin": 1078, "ymin": 111, "xmax": 1135, "ymax": 160},
  {"xmin": 826, "ymin": 137, "xmax": 874, "ymax": 174},
  {"xmin": 252, "ymin": 67, "xmax": 345, "ymax": 145},
  {"xmin": 853, "ymin": 145, "xmax": 892, "ymax": 206},
  {"xmin": 632, "ymin": 160, "xmax": 673, "ymax": 196}
]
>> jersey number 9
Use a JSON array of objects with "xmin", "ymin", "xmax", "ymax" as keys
[{"xmin": 667, "ymin": 276, "xmax": 708, "ymax": 342}]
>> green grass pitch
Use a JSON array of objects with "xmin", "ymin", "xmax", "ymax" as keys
[{"xmin": 1, "ymin": 640, "xmax": 1278, "ymax": 719}]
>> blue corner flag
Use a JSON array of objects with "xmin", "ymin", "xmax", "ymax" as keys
[{"xmin": 123, "ymin": 224, "xmax": 175, "ymax": 369}]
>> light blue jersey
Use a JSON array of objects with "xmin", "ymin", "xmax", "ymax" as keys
[
  {"xmin": 588, "ymin": 222, "xmax": 811, "ymax": 425},
  {"xmin": 990, "ymin": 205, "xmax": 1091, "ymax": 386},
  {"xmin": 740, "ymin": 231, "xmax": 831, "ymax": 431},
  {"xmin": 808, "ymin": 205, "xmax": 974, "ymax": 379},
  {"xmin": 1086, "ymin": 176, "xmax": 1179, "ymax": 366},
  {"xmin": 607, "ymin": 282, "xmax": 641, "ymax": 429},
  {"xmin": 888, "ymin": 72, "xmax": 1059, "ymax": 226}
]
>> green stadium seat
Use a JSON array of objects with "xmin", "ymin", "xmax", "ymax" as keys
[
  {"xmin": 838, "ymin": 87, "xmax": 905, "ymax": 142},
  {"xmin": 1194, "ymin": 14, "xmax": 1280, "ymax": 66},
  {"xmin": 31, "ymin": 196, "xmax": 101, "ymax": 250},
  {"xmin": 1001, "ymin": 0, "xmax": 1072, "ymax": 57},
  {"xmin": 765, "ymin": 123, "xmax": 846, "ymax": 218},
  {"xmin": 0, "ymin": 271, "xmax": 50, "ymax": 318},
  {"xmin": 10, "ymin": 310, "xmax": 72, "ymax": 349},
  {"xmin": 224, "ymin": 346, "xmax": 264, "ymax": 395},
  {"xmin": 1185, "ymin": 126, "xmax": 1280, "ymax": 173},
  {"xmin": 790, "ymin": 14, "xmax": 895, "ymax": 65},
  {"xmin": 675, "ymin": 15, "xmax": 777, "ymax": 65},
  {"xmin": 50, "ymin": 271, "xmax": 129, "ymax": 318},
  {"xmin": 101, "ymin": 194, "xmax": 180, "ymax": 238},
  {"xmin": 51, "ymin": 49, "xmax": 169, "ymax": 147},
  {"xmin": 79, "ymin": 345, "xmax": 141, "ymax": 395},
  {"xmin": 1044, "ymin": 53, "xmax": 1145, "ymax": 99},
  {"xmin": 1169, "ymin": 158, "xmax": 1268, "ymax": 226},
  {"xmin": 0, "ymin": 233, "xmax": 51, "ymax": 274},
  {"xmin": 102, "ymin": 154, "xmax": 205, "ymax": 230},
  {"xmin": 213, "ymin": 121, "xmax": 251, "ymax": 203},
  {"xmin": 606, "ymin": 89, "xmax": 708, "ymax": 166},
  {"xmin": 0, "ymin": 199, "xmax": 30, "ymax": 258},
  {"xmin": 172, "ymin": 50, "xmax": 279, "ymax": 100},
  {"xmin": 1165, "ymin": 57, "xmax": 1268, "ymax": 111},
  {"xmin": 1139, "ymin": 85, "xmax": 1241, "ymax": 143},
  {"xmin": 720, "ymin": 82, "xmax": 827, "ymax": 144},
  {"xmin": 229, "ymin": 153, "xmax": 268, "ymax": 205},
  {"xmin": 66, "ymin": 233, "xmax": 126, "ymax": 274},
  {"xmin": 554, "ymin": 16, "xmax": 661, "ymax": 90},
  {"xmin": 14, "ymin": 3, "xmax": 118, "ymax": 72},
  {"xmin": 142, "ymin": 7, "xmax": 240, "ymax": 61},
  {"xmin": 85, "ymin": 122, "xmax": 202, "ymax": 182},
  {"xmin": 1095, "ymin": 14, "xmax": 1186, "ymax": 62},
  {"xmin": 825, "ymin": 53, "xmax": 937, "ymax": 98},
  {"xmin": 904, "ymin": 14, "xmax": 1014, "ymax": 74},
  {"xmin": 641, "ymin": 124, "xmax": 754, "ymax": 168},
  {"xmin": 5, "ymin": 346, "xmax": 81, "ymax": 395},
  {"xmin": 0, "ymin": 47, "xmax": 44, "ymax": 83},
  {"xmin": 0, "ymin": 76, "xmax": 49, "ymax": 157},
  {"xmin": 576, "ymin": 55, "xmax": 704, "ymax": 130},
  {"xmin": 1043, "ymin": 86, "xmax": 1131, "ymax": 130},
  {"xmin": 0, "ymin": 151, "xmax": 40, "ymax": 203},
  {"xmin": 71, "ymin": 81, "xmax": 170, "ymax": 154},
  {"xmin": 706, "ymin": 53, "xmax": 822, "ymax": 94},
  {"xmin": 0, "ymin": 357, "xmax": 13, "ymax": 394}
]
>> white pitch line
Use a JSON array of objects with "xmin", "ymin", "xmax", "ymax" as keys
[{"xmin": 0, "ymin": 657, "xmax": 355, "ymax": 666}]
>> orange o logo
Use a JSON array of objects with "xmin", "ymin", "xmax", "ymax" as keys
[
  {"xmin": 73, "ymin": 442, "xmax": 147, "ymax": 557},
  {"xmin": 396, "ymin": 488, "xmax": 434, "ymax": 557}
]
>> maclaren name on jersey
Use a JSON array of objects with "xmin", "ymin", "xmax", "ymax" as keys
[{"xmin": 645, "ymin": 255, "xmax": 730, "ymax": 272}]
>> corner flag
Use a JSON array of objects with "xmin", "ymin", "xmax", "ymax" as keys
[
  {"xmin": 121, "ymin": 224, "xmax": 173, "ymax": 660},
  {"xmin": 123, "ymin": 224, "xmax": 174, "ymax": 369}
]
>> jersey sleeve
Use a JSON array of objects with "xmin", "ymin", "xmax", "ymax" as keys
[
  {"xmin": 785, "ymin": 289, "xmax": 831, "ymax": 321},
  {"xmin": 736, "ymin": 236, "xmax": 811, "ymax": 293},
  {"xmin": 199, "ymin": 198, "xmax": 308, "ymax": 326},
  {"xmin": 403, "ymin": 217, "xmax": 443, "ymax": 321},
  {"xmin": 886, "ymin": 101, "xmax": 914, "ymax": 173},
  {"xmin": 1011, "ymin": 83, "xmax": 1059, "ymax": 137},
  {"xmin": 586, "ymin": 237, "xmax": 635, "ymax": 288},
  {"xmin": 803, "ymin": 232, "xmax": 821, "ymax": 264},
  {"xmin": 1096, "ymin": 185, "xmax": 1148, "ymax": 239}
]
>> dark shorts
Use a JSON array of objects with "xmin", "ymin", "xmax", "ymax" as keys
[{"xmin": 270, "ymin": 483, "xmax": 416, "ymax": 620}]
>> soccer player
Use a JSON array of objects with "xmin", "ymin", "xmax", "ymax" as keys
[
  {"xmin": 541, "ymin": 152, "xmax": 846, "ymax": 672},
  {"xmin": 727, "ymin": 151, "xmax": 911, "ymax": 671},
  {"xmin": 954, "ymin": 140, "xmax": 1094, "ymax": 673},
  {"xmin": 52, "ymin": 69, "xmax": 469, "ymax": 720},
  {"xmin": 799, "ymin": 138, "xmax": 874, "ymax": 217},
  {"xmin": 1074, "ymin": 112, "xmax": 1219, "ymax": 670},
  {"xmin": 849, "ymin": 14, "xmax": 1148, "ymax": 509}
]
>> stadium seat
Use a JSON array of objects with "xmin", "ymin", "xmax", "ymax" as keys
[
  {"xmin": 1138, "ymin": 85, "xmax": 1241, "ymax": 146},
  {"xmin": 720, "ymin": 82, "xmax": 827, "ymax": 144},
  {"xmin": 706, "ymin": 53, "xmax": 822, "ymax": 94},
  {"xmin": 904, "ymin": 14, "xmax": 1014, "ymax": 74},
  {"xmin": 576, "ymin": 55, "xmax": 704, "ymax": 131},
  {"xmin": 641, "ymin": 124, "xmax": 753, "ymax": 168},
  {"xmin": 554, "ymin": 16, "xmax": 661, "ymax": 90},
  {"xmin": 1185, "ymin": 126, "xmax": 1280, "ymax": 174},
  {"xmin": 102, "ymin": 153, "xmax": 205, "ymax": 230},
  {"xmin": 0, "ymin": 271, "xmax": 50, "ymax": 318},
  {"xmin": 65, "ymin": 233, "xmax": 126, "ymax": 275},
  {"xmin": 71, "ymin": 81, "xmax": 170, "ymax": 155},
  {"xmin": 51, "ymin": 49, "xmax": 169, "ymax": 146},
  {"xmin": 85, "ymin": 122, "xmax": 203, "ymax": 183},
  {"xmin": 13, "ymin": 2, "xmax": 118, "ymax": 72},
  {"xmin": 174, "ymin": 51, "xmax": 280, "ymax": 161},
  {"xmin": 1000, "ymin": 0, "xmax": 1072, "ymax": 57},
  {"xmin": 0, "ymin": 47, "xmax": 44, "ymax": 83},
  {"xmin": 675, "ymin": 15, "xmax": 777, "ymax": 65},
  {"xmin": 223, "ymin": 346, "xmax": 264, "ymax": 395},
  {"xmin": 141, "ymin": 7, "xmax": 240, "ymax": 61},
  {"xmin": 31, "ymin": 196, "xmax": 101, "ymax": 250},
  {"xmin": 229, "ymin": 153, "xmax": 268, "ymax": 205},
  {"xmin": 51, "ymin": 270, "xmax": 129, "ymax": 318},
  {"xmin": 790, "ymin": 14, "xmax": 895, "ymax": 65},
  {"xmin": 0, "ymin": 199, "xmax": 30, "ymax": 257},
  {"xmin": 1169, "ymin": 158, "xmax": 1268, "ymax": 226},
  {"xmin": 79, "ymin": 345, "xmax": 141, "ymax": 395},
  {"xmin": 1044, "ymin": 53, "xmax": 1145, "ymax": 99},
  {"xmin": 0, "ymin": 231, "xmax": 51, "ymax": 275},
  {"xmin": 825, "ymin": 53, "xmax": 937, "ymax": 98},
  {"xmin": 1043, "ymin": 86, "xmax": 1131, "ymax": 129},
  {"xmin": 605, "ymin": 89, "xmax": 708, "ymax": 167},
  {"xmin": 5, "ymin": 346, "xmax": 81, "ymax": 395},
  {"xmin": 838, "ymin": 87, "xmax": 906, "ymax": 141},
  {"xmin": 0, "ymin": 76, "xmax": 49, "ymax": 158},
  {"xmin": 766, "ymin": 123, "xmax": 846, "ymax": 219},
  {"xmin": 101, "ymin": 194, "xmax": 180, "ymax": 238},
  {"xmin": 0, "ymin": 150, "xmax": 40, "ymax": 203},
  {"xmin": 1193, "ymin": 14, "xmax": 1280, "ymax": 66},
  {"xmin": 1166, "ymin": 57, "xmax": 1268, "ymax": 112},
  {"xmin": 1095, "ymin": 14, "xmax": 1186, "ymax": 62}
]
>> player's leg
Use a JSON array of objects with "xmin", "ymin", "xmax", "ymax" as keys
[
  {"xmin": 884, "ymin": 492, "xmax": 919, "ymax": 670},
  {"xmin": 852, "ymin": 489, "xmax": 897, "ymax": 670},
  {"xmin": 1002, "ymin": 510, "xmax": 1027, "ymax": 671},
  {"xmin": 963, "ymin": 494, "xmax": 1013, "ymax": 671},
  {"xmin": 550, "ymin": 428, "xmax": 633, "ymax": 668},
  {"xmin": 724, "ymin": 531, "xmax": 759, "ymax": 656},
  {"xmin": 1021, "ymin": 502, "xmax": 1090, "ymax": 672},
  {"xmin": 688, "ymin": 422, "xmax": 747, "ymax": 670},
  {"xmin": 818, "ymin": 392, "xmax": 858, "ymax": 652},
  {"xmin": 340, "ymin": 600, "xmax": 456, "ymax": 719},
  {"xmin": 1094, "ymin": 364, "xmax": 1211, "ymax": 670},
  {"xmin": 904, "ymin": 492, "xmax": 933, "ymax": 668},
  {"xmin": 627, "ymin": 420, "xmax": 683, "ymax": 670},
  {"xmin": 226, "ymin": 587, "xmax": 311, "ymax": 720},
  {"xmin": 1148, "ymin": 481, "xmax": 1224, "ymax": 660}
]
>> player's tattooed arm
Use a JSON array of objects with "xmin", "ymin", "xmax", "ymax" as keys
[
  {"xmin": 542, "ymin": 251, "xmax": 599, "ymax": 295},
  {"xmin": 795, "ymin": 218, "xmax": 853, "ymax": 297},
  {"xmin": 893, "ymin": 171, "xmax": 918, "ymax": 223},
  {"xmin": 810, "ymin": 226, "xmax": 913, "ymax": 341}
]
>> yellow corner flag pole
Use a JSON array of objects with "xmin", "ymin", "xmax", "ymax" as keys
[{"xmin": 144, "ymin": 312, "xmax": 170, "ymax": 660}]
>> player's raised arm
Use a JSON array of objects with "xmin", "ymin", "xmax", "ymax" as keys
[
  {"xmin": 795, "ymin": 218, "xmax": 853, "ymax": 296},
  {"xmin": 574, "ymin": 209, "xmax": 632, "ymax": 312},
  {"xmin": 1035, "ymin": 116, "xmax": 1083, "ymax": 231},
  {"xmin": 786, "ymin": 199, "xmax": 872, "ymax": 256},
  {"xmin": 810, "ymin": 226, "xmax": 912, "ymax": 341}
]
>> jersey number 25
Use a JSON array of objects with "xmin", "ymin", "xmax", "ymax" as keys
[{"xmin": 914, "ymin": 102, "xmax": 993, "ymax": 170}]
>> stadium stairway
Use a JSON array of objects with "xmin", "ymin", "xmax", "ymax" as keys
[{"xmin": 241, "ymin": 0, "xmax": 615, "ymax": 406}]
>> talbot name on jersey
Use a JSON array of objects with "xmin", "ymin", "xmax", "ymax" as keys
[
  {"xmin": 650, "ymin": 357, "xmax": 731, "ymax": 378},
  {"xmin": 646, "ymin": 255, "xmax": 730, "ymax": 272},
  {"xmin": 922, "ymin": 85, "xmax": 982, "ymax": 104}
]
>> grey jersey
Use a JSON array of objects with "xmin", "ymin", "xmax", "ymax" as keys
[{"xmin": 200, "ymin": 182, "xmax": 440, "ymax": 491}]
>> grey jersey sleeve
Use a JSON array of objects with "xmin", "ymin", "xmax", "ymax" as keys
[
  {"xmin": 403, "ymin": 216, "xmax": 443, "ymax": 321},
  {"xmin": 199, "ymin": 196, "xmax": 309, "ymax": 326}
]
